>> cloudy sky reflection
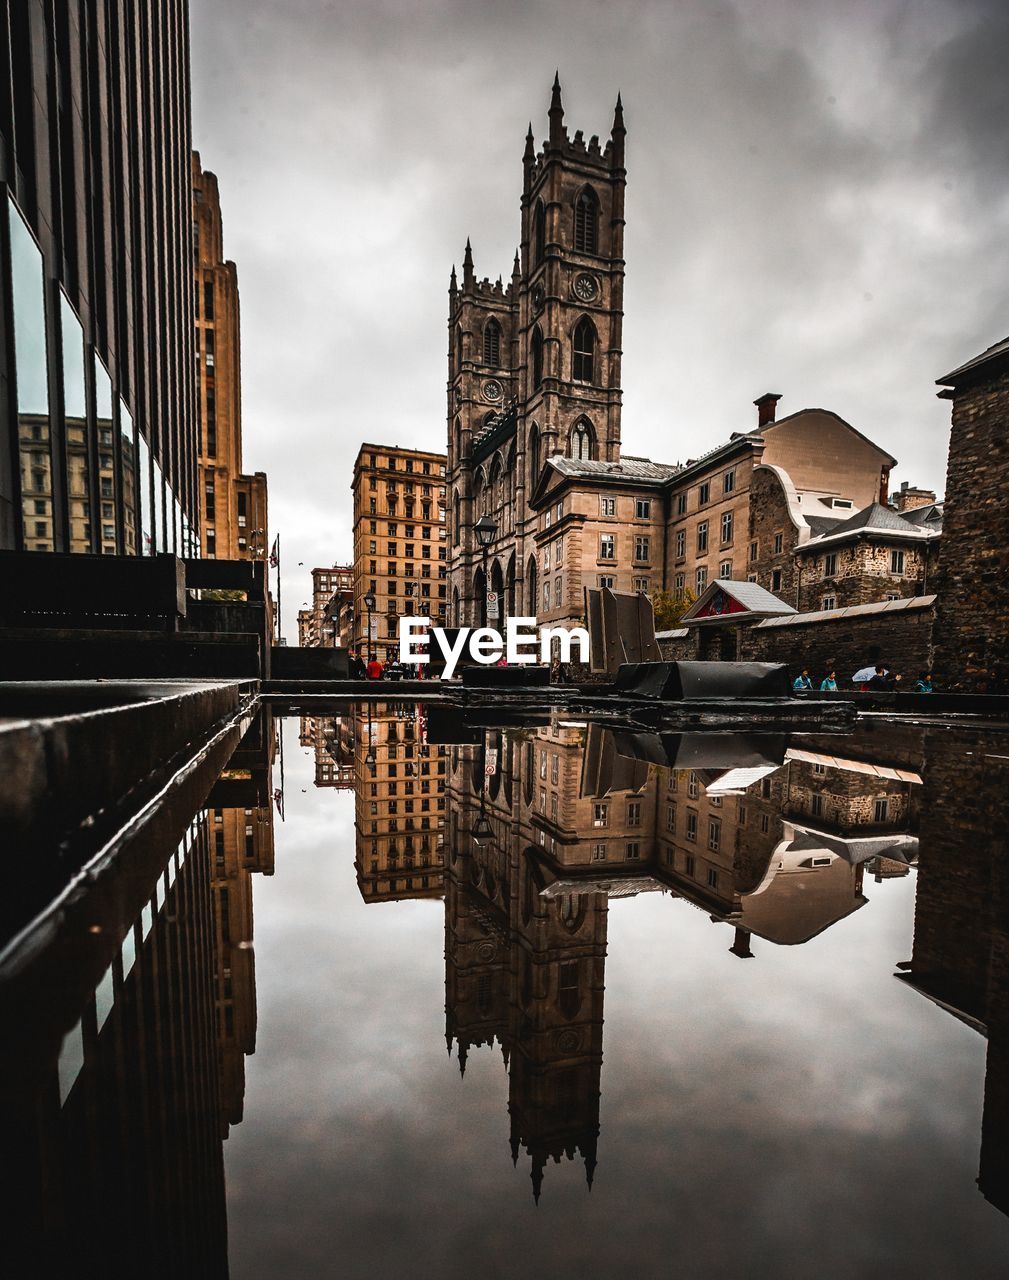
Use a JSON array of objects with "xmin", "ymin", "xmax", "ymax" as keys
[{"xmin": 221, "ymin": 722, "xmax": 1009, "ymax": 1278}]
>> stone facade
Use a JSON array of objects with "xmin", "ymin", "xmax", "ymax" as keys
[
  {"xmin": 193, "ymin": 153, "xmax": 269, "ymax": 564},
  {"xmin": 932, "ymin": 340, "xmax": 1009, "ymax": 690},
  {"xmin": 351, "ymin": 444, "xmax": 448, "ymax": 661},
  {"xmin": 796, "ymin": 538, "xmax": 938, "ymax": 613}
]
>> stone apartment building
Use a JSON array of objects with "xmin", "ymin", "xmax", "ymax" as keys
[
  {"xmin": 298, "ymin": 564, "xmax": 353, "ymax": 648},
  {"xmin": 446, "ymin": 83, "xmax": 922, "ymax": 634},
  {"xmin": 193, "ymin": 153, "xmax": 269, "ymax": 563},
  {"xmin": 351, "ymin": 445, "xmax": 448, "ymax": 660}
]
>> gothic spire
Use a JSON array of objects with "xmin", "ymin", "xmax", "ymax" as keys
[
  {"xmin": 610, "ymin": 91, "xmax": 626, "ymax": 168},
  {"xmin": 463, "ymin": 237, "xmax": 475, "ymax": 289},
  {"xmin": 523, "ymin": 122, "xmax": 535, "ymax": 159},
  {"xmin": 548, "ymin": 71, "xmax": 565, "ymax": 147},
  {"xmin": 612, "ymin": 91, "xmax": 625, "ymax": 134},
  {"xmin": 449, "ymin": 264, "xmax": 457, "ymax": 297},
  {"xmin": 511, "ymin": 249, "xmax": 520, "ymax": 280}
]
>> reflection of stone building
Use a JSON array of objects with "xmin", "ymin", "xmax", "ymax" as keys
[
  {"xmin": 205, "ymin": 709, "xmax": 277, "ymax": 1135},
  {"xmin": 902, "ymin": 727, "xmax": 1009, "ymax": 1217},
  {"xmin": 352, "ymin": 445, "xmax": 449, "ymax": 662},
  {"xmin": 300, "ymin": 714, "xmax": 356, "ymax": 788},
  {"xmin": 353, "ymin": 702, "xmax": 446, "ymax": 902},
  {"xmin": 193, "ymin": 152, "xmax": 269, "ymax": 564}
]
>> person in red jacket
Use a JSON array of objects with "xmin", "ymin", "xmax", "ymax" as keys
[{"xmin": 366, "ymin": 654, "xmax": 384, "ymax": 680}]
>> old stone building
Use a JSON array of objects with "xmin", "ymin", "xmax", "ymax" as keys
[
  {"xmin": 193, "ymin": 153, "xmax": 269, "ymax": 563},
  {"xmin": 932, "ymin": 336, "xmax": 1009, "ymax": 690},
  {"xmin": 445, "ymin": 83, "xmax": 909, "ymax": 635},
  {"xmin": 299, "ymin": 564, "xmax": 353, "ymax": 648},
  {"xmin": 351, "ymin": 444, "xmax": 448, "ymax": 660}
]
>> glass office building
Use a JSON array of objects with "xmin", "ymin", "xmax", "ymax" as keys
[{"xmin": 0, "ymin": 1, "xmax": 197, "ymax": 557}]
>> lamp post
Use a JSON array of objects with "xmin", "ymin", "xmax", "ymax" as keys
[
  {"xmin": 473, "ymin": 514, "xmax": 498, "ymax": 627},
  {"xmin": 364, "ymin": 589, "xmax": 376, "ymax": 657}
]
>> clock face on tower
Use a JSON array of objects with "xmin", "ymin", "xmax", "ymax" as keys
[
  {"xmin": 483, "ymin": 379, "xmax": 503, "ymax": 403},
  {"xmin": 573, "ymin": 272, "xmax": 598, "ymax": 302}
]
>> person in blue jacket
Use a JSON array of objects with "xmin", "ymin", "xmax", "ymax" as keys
[
  {"xmin": 820, "ymin": 669, "xmax": 838, "ymax": 691},
  {"xmin": 793, "ymin": 668, "xmax": 813, "ymax": 691},
  {"xmin": 914, "ymin": 671, "xmax": 934, "ymax": 693}
]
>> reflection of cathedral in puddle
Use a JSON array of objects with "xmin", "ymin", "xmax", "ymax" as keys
[{"xmin": 434, "ymin": 712, "xmax": 923, "ymax": 1200}]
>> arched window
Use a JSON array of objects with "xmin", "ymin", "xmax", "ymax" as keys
[
  {"xmin": 528, "ymin": 424, "xmax": 540, "ymax": 488},
  {"xmin": 455, "ymin": 325, "xmax": 464, "ymax": 370},
  {"xmin": 570, "ymin": 419, "xmax": 594, "ymax": 461},
  {"xmin": 453, "ymin": 491, "xmax": 461, "ymax": 545},
  {"xmin": 534, "ymin": 200, "xmax": 546, "ymax": 264},
  {"xmin": 531, "ymin": 326, "xmax": 544, "ymax": 391},
  {"xmin": 572, "ymin": 316, "xmax": 595, "ymax": 383},
  {"xmin": 574, "ymin": 187, "xmax": 599, "ymax": 253},
  {"xmin": 454, "ymin": 416, "xmax": 463, "ymax": 461},
  {"xmin": 483, "ymin": 319, "xmax": 501, "ymax": 367},
  {"xmin": 489, "ymin": 455, "xmax": 502, "ymax": 509}
]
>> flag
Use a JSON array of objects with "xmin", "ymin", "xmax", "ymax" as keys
[
  {"xmin": 269, "ymin": 534, "xmax": 279, "ymax": 568},
  {"xmin": 273, "ymin": 786, "xmax": 285, "ymax": 820}
]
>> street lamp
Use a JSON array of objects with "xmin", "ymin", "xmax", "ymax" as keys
[
  {"xmin": 473, "ymin": 514, "xmax": 498, "ymax": 627},
  {"xmin": 364, "ymin": 589, "xmax": 376, "ymax": 656}
]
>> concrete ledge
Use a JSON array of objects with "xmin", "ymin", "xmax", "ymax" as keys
[{"xmin": 754, "ymin": 594, "xmax": 936, "ymax": 629}]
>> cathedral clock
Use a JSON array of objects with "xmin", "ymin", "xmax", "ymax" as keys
[{"xmin": 573, "ymin": 272, "xmax": 598, "ymax": 302}]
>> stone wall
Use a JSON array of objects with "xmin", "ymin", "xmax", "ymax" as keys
[
  {"xmin": 658, "ymin": 596, "xmax": 935, "ymax": 683},
  {"xmin": 931, "ymin": 362, "xmax": 1009, "ymax": 690},
  {"xmin": 748, "ymin": 466, "xmax": 801, "ymax": 606},
  {"xmin": 795, "ymin": 539, "xmax": 937, "ymax": 613}
]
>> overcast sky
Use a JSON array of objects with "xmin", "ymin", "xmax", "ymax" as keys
[{"xmin": 189, "ymin": 0, "xmax": 1009, "ymax": 637}]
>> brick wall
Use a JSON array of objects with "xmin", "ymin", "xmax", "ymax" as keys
[{"xmin": 932, "ymin": 363, "xmax": 1009, "ymax": 690}]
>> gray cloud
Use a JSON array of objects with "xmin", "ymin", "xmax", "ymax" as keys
[{"xmin": 189, "ymin": 0, "xmax": 1009, "ymax": 637}]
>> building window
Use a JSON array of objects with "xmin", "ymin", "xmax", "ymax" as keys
[
  {"xmin": 531, "ymin": 327, "xmax": 544, "ymax": 391},
  {"xmin": 749, "ymin": 540, "xmax": 758, "ymax": 562},
  {"xmin": 600, "ymin": 496, "xmax": 615, "ymax": 517},
  {"xmin": 598, "ymin": 575, "xmax": 615, "ymax": 588},
  {"xmin": 707, "ymin": 867, "xmax": 719, "ymax": 889},
  {"xmin": 696, "ymin": 566, "xmax": 708, "ymax": 594},
  {"xmin": 772, "ymin": 568, "xmax": 782, "ymax": 592},
  {"xmin": 626, "ymin": 841, "xmax": 640, "ymax": 860},
  {"xmin": 677, "ymin": 493, "xmax": 688, "ymax": 515},
  {"xmin": 685, "ymin": 853, "xmax": 696, "ymax": 876},
  {"xmin": 666, "ymin": 802, "xmax": 676, "ymax": 831},
  {"xmin": 822, "ymin": 595, "xmax": 836, "ymax": 611},
  {"xmin": 634, "ymin": 577, "xmax": 649, "ymax": 592},
  {"xmin": 593, "ymin": 803, "xmax": 608, "ymax": 827},
  {"xmin": 570, "ymin": 419, "xmax": 593, "ymax": 459},
  {"xmin": 674, "ymin": 573, "xmax": 685, "ymax": 593},
  {"xmin": 719, "ymin": 560, "xmax": 732, "ymax": 579},
  {"xmin": 890, "ymin": 549, "xmax": 905, "ymax": 575},
  {"xmin": 675, "ymin": 529, "xmax": 686, "ymax": 558},
  {"xmin": 824, "ymin": 552, "xmax": 838, "ymax": 577},
  {"xmin": 811, "ymin": 794, "xmax": 823, "ymax": 817},
  {"xmin": 572, "ymin": 317, "xmax": 595, "ymax": 383},
  {"xmin": 708, "ymin": 818, "xmax": 721, "ymax": 851},
  {"xmin": 627, "ymin": 800, "xmax": 642, "ymax": 827},
  {"xmin": 592, "ymin": 843, "xmax": 607, "ymax": 862},
  {"xmin": 773, "ymin": 532, "xmax": 783, "ymax": 554},
  {"xmin": 723, "ymin": 469, "xmax": 735, "ymax": 493},
  {"xmin": 874, "ymin": 797, "xmax": 890, "ymax": 823},
  {"xmin": 599, "ymin": 534, "xmax": 615, "ymax": 560},
  {"xmin": 686, "ymin": 811, "xmax": 697, "ymax": 842},
  {"xmin": 574, "ymin": 186, "xmax": 599, "ymax": 252},
  {"xmin": 697, "ymin": 522, "xmax": 708, "ymax": 553},
  {"xmin": 635, "ymin": 498, "xmax": 651, "ymax": 519},
  {"xmin": 720, "ymin": 511, "xmax": 733, "ymax": 544},
  {"xmin": 634, "ymin": 535, "xmax": 650, "ymax": 562},
  {"xmin": 554, "ymin": 577, "xmax": 562, "ymax": 607},
  {"xmin": 483, "ymin": 319, "xmax": 501, "ymax": 366}
]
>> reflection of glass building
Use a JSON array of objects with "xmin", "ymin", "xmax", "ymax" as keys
[{"xmin": 1, "ymin": 4, "xmax": 197, "ymax": 555}]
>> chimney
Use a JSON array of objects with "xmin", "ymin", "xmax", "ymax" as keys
[
  {"xmin": 894, "ymin": 480, "xmax": 937, "ymax": 513},
  {"xmin": 753, "ymin": 393, "xmax": 781, "ymax": 428}
]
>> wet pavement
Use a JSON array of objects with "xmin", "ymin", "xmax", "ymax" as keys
[{"xmin": 3, "ymin": 701, "xmax": 1009, "ymax": 1277}]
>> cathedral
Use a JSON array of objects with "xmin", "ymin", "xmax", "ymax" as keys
[{"xmin": 447, "ymin": 75, "xmax": 627, "ymax": 629}]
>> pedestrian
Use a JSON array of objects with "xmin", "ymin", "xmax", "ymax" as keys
[
  {"xmin": 347, "ymin": 648, "xmax": 367, "ymax": 680},
  {"xmin": 366, "ymin": 653, "xmax": 384, "ymax": 680},
  {"xmin": 819, "ymin": 669, "xmax": 838, "ymax": 691},
  {"xmin": 852, "ymin": 662, "xmax": 884, "ymax": 687},
  {"xmin": 866, "ymin": 665, "xmax": 890, "ymax": 689},
  {"xmin": 793, "ymin": 668, "xmax": 813, "ymax": 691},
  {"xmin": 914, "ymin": 671, "xmax": 933, "ymax": 693}
]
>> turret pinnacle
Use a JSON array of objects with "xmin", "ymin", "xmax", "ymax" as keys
[
  {"xmin": 523, "ymin": 122, "xmax": 535, "ymax": 160},
  {"xmin": 610, "ymin": 91, "xmax": 626, "ymax": 168},
  {"xmin": 511, "ymin": 249, "xmax": 520, "ymax": 280},
  {"xmin": 463, "ymin": 237, "xmax": 475, "ymax": 289},
  {"xmin": 612, "ymin": 92, "xmax": 624, "ymax": 133},
  {"xmin": 449, "ymin": 264, "xmax": 457, "ymax": 295},
  {"xmin": 548, "ymin": 71, "xmax": 565, "ymax": 147}
]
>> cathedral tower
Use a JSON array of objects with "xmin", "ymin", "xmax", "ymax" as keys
[{"xmin": 447, "ymin": 78, "xmax": 626, "ymax": 628}]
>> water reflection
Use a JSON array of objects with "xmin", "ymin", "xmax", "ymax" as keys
[{"xmin": 3, "ymin": 704, "xmax": 1009, "ymax": 1272}]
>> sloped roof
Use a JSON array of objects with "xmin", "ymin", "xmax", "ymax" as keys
[
  {"xmin": 547, "ymin": 455, "xmax": 680, "ymax": 483},
  {"xmin": 681, "ymin": 578, "xmax": 796, "ymax": 624},
  {"xmin": 938, "ymin": 335, "xmax": 1009, "ymax": 386},
  {"xmin": 797, "ymin": 501, "xmax": 941, "ymax": 553},
  {"xmin": 901, "ymin": 502, "xmax": 944, "ymax": 529}
]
